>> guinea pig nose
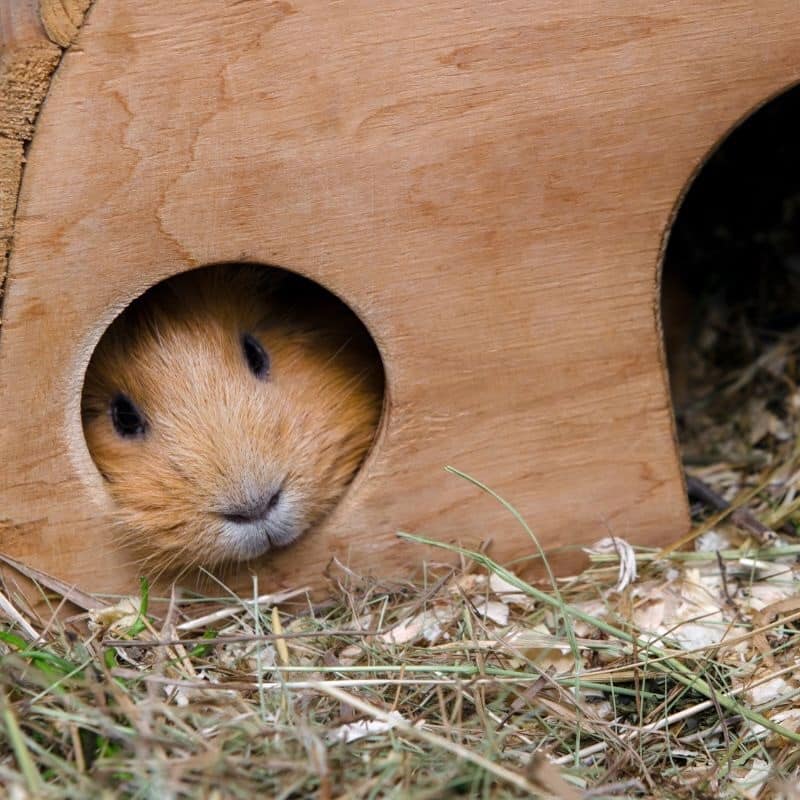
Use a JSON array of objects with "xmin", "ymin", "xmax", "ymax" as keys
[{"xmin": 221, "ymin": 489, "xmax": 281, "ymax": 524}]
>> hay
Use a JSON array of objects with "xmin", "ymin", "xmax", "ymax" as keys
[{"xmin": 1, "ymin": 464, "xmax": 799, "ymax": 799}]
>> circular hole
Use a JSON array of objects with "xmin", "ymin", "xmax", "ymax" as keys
[
  {"xmin": 81, "ymin": 263, "xmax": 385, "ymax": 570},
  {"xmin": 662, "ymin": 83, "xmax": 800, "ymax": 474}
]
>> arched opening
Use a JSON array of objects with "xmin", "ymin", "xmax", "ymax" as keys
[
  {"xmin": 663, "ymin": 84, "xmax": 800, "ymax": 492},
  {"xmin": 80, "ymin": 263, "xmax": 386, "ymax": 571}
]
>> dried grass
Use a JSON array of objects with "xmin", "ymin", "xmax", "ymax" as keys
[{"xmin": 1, "ymin": 457, "xmax": 800, "ymax": 799}]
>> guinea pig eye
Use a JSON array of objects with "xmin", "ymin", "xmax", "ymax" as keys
[
  {"xmin": 110, "ymin": 394, "xmax": 147, "ymax": 438},
  {"xmin": 241, "ymin": 333, "xmax": 270, "ymax": 380}
]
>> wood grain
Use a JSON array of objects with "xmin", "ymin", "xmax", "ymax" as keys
[
  {"xmin": 0, "ymin": 0, "xmax": 91, "ymax": 306},
  {"xmin": 2, "ymin": 1, "xmax": 799, "ymax": 598},
  {"xmin": 38, "ymin": 0, "xmax": 91, "ymax": 48},
  {"xmin": 0, "ymin": 1, "xmax": 57, "ymax": 295}
]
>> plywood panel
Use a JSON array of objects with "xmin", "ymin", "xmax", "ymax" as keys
[{"xmin": 2, "ymin": 1, "xmax": 799, "ymax": 597}]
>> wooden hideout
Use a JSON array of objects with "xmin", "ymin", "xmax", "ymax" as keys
[{"xmin": 1, "ymin": 1, "xmax": 799, "ymax": 600}]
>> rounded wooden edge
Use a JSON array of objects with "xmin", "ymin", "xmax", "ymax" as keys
[
  {"xmin": 0, "ymin": 0, "xmax": 92, "ymax": 321},
  {"xmin": 654, "ymin": 76, "xmax": 800, "ymax": 488}
]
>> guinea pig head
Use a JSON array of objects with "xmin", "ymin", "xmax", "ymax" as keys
[{"xmin": 82, "ymin": 267, "xmax": 383, "ymax": 573}]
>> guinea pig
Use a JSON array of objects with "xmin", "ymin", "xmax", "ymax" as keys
[{"xmin": 81, "ymin": 264, "xmax": 384, "ymax": 574}]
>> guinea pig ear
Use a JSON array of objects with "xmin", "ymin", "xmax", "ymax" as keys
[
  {"xmin": 264, "ymin": 269, "xmax": 285, "ymax": 296},
  {"xmin": 255, "ymin": 265, "xmax": 291, "ymax": 295},
  {"xmin": 255, "ymin": 268, "xmax": 314, "ymax": 315},
  {"xmin": 225, "ymin": 263, "xmax": 281, "ymax": 299}
]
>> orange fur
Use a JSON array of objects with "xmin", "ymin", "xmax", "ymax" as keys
[{"xmin": 82, "ymin": 265, "xmax": 383, "ymax": 574}]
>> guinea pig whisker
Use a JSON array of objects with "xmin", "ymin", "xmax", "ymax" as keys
[
  {"xmin": 319, "ymin": 337, "xmax": 353, "ymax": 371},
  {"xmin": 166, "ymin": 458, "xmax": 198, "ymax": 486}
]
